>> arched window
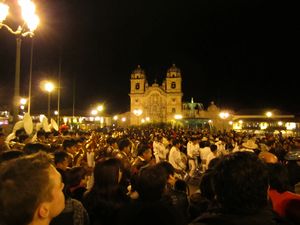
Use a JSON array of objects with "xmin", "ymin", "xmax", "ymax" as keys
[
  {"xmin": 135, "ymin": 83, "xmax": 140, "ymax": 90},
  {"xmin": 171, "ymin": 82, "xmax": 176, "ymax": 89}
]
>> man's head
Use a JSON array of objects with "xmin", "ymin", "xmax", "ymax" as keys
[
  {"xmin": 53, "ymin": 150, "xmax": 70, "ymax": 171},
  {"xmin": 0, "ymin": 152, "xmax": 65, "ymax": 225},
  {"xmin": 213, "ymin": 152, "xmax": 269, "ymax": 214}
]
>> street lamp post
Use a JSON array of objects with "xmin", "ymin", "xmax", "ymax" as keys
[
  {"xmin": 44, "ymin": 82, "xmax": 54, "ymax": 120},
  {"xmin": 0, "ymin": 1, "xmax": 39, "ymax": 123}
]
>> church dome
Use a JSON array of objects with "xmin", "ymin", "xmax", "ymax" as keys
[
  {"xmin": 131, "ymin": 65, "xmax": 146, "ymax": 79},
  {"xmin": 166, "ymin": 64, "xmax": 181, "ymax": 78},
  {"xmin": 207, "ymin": 101, "xmax": 219, "ymax": 112}
]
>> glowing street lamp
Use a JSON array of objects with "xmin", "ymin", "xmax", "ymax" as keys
[
  {"xmin": 91, "ymin": 109, "xmax": 97, "ymax": 116},
  {"xmin": 0, "ymin": 0, "xmax": 40, "ymax": 122},
  {"xmin": 97, "ymin": 105, "xmax": 103, "ymax": 112},
  {"xmin": 265, "ymin": 111, "xmax": 273, "ymax": 118}
]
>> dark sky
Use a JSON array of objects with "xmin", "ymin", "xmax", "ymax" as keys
[{"xmin": 0, "ymin": 0, "xmax": 299, "ymax": 115}]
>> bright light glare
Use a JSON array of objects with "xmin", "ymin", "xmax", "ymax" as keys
[
  {"xmin": 266, "ymin": 112, "xmax": 272, "ymax": 118},
  {"xmin": 113, "ymin": 115, "xmax": 118, "ymax": 120},
  {"xmin": 97, "ymin": 105, "xmax": 103, "ymax": 112},
  {"xmin": 27, "ymin": 14, "xmax": 39, "ymax": 31},
  {"xmin": 18, "ymin": 0, "xmax": 39, "ymax": 31},
  {"xmin": 133, "ymin": 109, "xmax": 142, "ymax": 116},
  {"xmin": 91, "ymin": 110, "xmax": 97, "ymax": 115},
  {"xmin": 219, "ymin": 112, "xmax": 229, "ymax": 119},
  {"xmin": 0, "ymin": 3, "xmax": 9, "ymax": 22},
  {"xmin": 121, "ymin": 117, "xmax": 126, "ymax": 122},
  {"xmin": 44, "ymin": 82, "xmax": 54, "ymax": 92},
  {"xmin": 20, "ymin": 98, "xmax": 27, "ymax": 105},
  {"xmin": 174, "ymin": 114, "xmax": 183, "ymax": 120}
]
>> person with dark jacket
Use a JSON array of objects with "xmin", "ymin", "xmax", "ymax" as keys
[{"xmin": 190, "ymin": 152, "xmax": 289, "ymax": 225}]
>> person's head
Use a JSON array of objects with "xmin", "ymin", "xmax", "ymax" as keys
[
  {"xmin": 62, "ymin": 139, "xmax": 77, "ymax": 155},
  {"xmin": 118, "ymin": 138, "xmax": 131, "ymax": 154},
  {"xmin": 137, "ymin": 144, "xmax": 152, "ymax": 162},
  {"xmin": 93, "ymin": 158, "xmax": 123, "ymax": 191},
  {"xmin": 67, "ymin": 166, "xmax": 88, "ymax": 188},
  {"xmin": 213, "ymin": 152, "xmax": 269, "ymax": 214},
  {"xmin": 156, "ymin": 161, "xmax": 176, "ymax": 186},
  {"xmin": 0, "ymin": 152, "xmax": 65, "ymax": 225},
  {"xmin": 210, "ymin": 144, "xmax": 218, "ymax": 153},
  {"xmin": 23, "ymin": 143, "xmax": 49, "ymax": 155},
  {"xmin": 136, "ymin": 165, "xmax": 168, "ymax": 201},
  {"xmin": 267, "ymin": 163, "xmax": 291, "ymax": 193},
  {"xmin": 0, "ymin": 150, "xmax": 24, "ymax": 164},
  {"xmin": 53, "ymin": 150, "xmax": 70, "ymax": 171}
]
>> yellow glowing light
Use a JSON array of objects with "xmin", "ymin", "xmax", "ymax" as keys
[
  {"xmin": 260, "ymin": 122, "xmax": 268, "ymax": 130},
  {"xmin": 20, "ymin": 105, "xmax": 25, "ymax": 110},
  {"xmin": 97, "ymin": 105, "xmax": 103, "ymax": 112},
  {"xmin": 278, "ymin": 121, "xmax": 283, "ymax": 126},
  {"xmin": 219, "ymin": 112, "xmax": 229, "ymax": 119},
  {"xmin": 39, "ymin": 114, "xmax": 45, "ymax": 122},
  {"xmin": 121, "ymin": 117, "xmax": 126, "ymax": 122},
  {"xmin": 145, "ymin": 117, "xmax": 150, "ymax": 121},
  {"xmin": 63, "ymin": 117, "xmax": 68, "ymax": 123},
  {"xmin": 266, "ymin": 112, "xmax": 272, "ymax": 118},
  {"xmin": 286, "ymin": 122, "xmax": 296, "ymax": 130},
  {"xmin": 174, "ymin": 114, "xmax": 183, "ymax": 120},
  {"xmin": 113, "ymin": 115, "xmax": 118, "ymax": 121},
  {"xmin": 91, "ymin": 110, "xmax": 97, "ymax": 115},
  {"xmin": 95, "ymin": 116, "xmax": 100, "ymax": 121},
  {"xmin": 20, "ymin": 98, "xmax": 27, "ymax": 105},
  {"xmin": 238, "ymin": 120, "xmax": 243, "ymax": 124},
  {"xmin": 54, "ymin": 110, "xmax": 58, "ymax": 115},
  {"xmin": 18, "ymin": 0, "xmax": 39, "ymax": 32},
  {"xmin": 44, "ymin": 82, "xmax": 54, "ymax": 93},
  {"xmin": 0, "ymin": 3, "xmax": 9, "ymax": 22},
  {"xmin": 208, "ymin": 120, "xmax": 212, "ymax": 123},
  {"xmin": 133, "ymin": 109, "xmax": 143, "ymax": 116},
  {"xmin": 141, "ymin": 119, "xmax": 145, "ymax": 123},
  {"xmin": 229, "ymin": 121, "xmax": 233, "ymax": 125},
  {"xmin": 233, "ymin": 122, "xmax": 242, "ymax": 130}
]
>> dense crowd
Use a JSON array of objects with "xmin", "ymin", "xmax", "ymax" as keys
[{"xmin": 0, "ymin": 125, "xmax": 300, "ymax": 225}]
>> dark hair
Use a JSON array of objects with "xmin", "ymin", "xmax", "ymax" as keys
[
  {"xmin": 0, "ymin": 152, "xmax": 54, "ymax": 225},
  {"xmin": 156, "ymin": 161, "xmax": 175, "ymax": 176},
  {"xmin": 213, "ymin": 152, "xmax": 269, "ymax": 214},
  {"xmin": 91, "ymin": 158, "xmax": 122, "ymax": 196},
  {"xmin": 267, "ymin": 163, "xmax": 291, "ymax": 193},
  {"xmin": 23, "ymin": 143, "xmax": 49, "ymax": 155},
  {"xmin": 54, "ymin": 150, "xmax": 69, "ymax": 165},
  {"xmin": 67, "ymin": 166, "xmax": 87, "ymax": 188},
  {"xmin": 285, "ymin": 199, "xmax": 300, "ymax": 224},
  {"xmin": 137, "ymin": 144, "xmax": 150, "ymax": 156},
  {"xmin": 136, "ymin": 165, "xmax": 168, "ymax": 201},
  {"xmin": 118, "ymin": 138, "xmax": 131, "ymax": 151},
  {"xmin": 210, "ymin": 144, "xmax": 217, "ymax": 152},
  {"xmin": 63, "ymin": 139, "xmax": 77, "ymax": 150},
  {"xmin": 0, "ymin": 150, "xmax": 24, "ymax": 163}
]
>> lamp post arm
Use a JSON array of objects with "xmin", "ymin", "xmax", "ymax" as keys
[{"xmin": 0, "ymin": 23, "xmax": 21, "ymax": 35}]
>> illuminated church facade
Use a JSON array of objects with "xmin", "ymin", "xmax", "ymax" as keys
[{"xmin": 129, "ymin": 64, "xmax": 222, "ymax": 126}]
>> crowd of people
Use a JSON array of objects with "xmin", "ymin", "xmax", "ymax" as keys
[{"xmin": 0, "ymin": 125, "xmax": 300, "ymax": 225}]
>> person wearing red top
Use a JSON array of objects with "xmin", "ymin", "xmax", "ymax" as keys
[{"xmin": 267, "ymin": 163, "xmax": 300, "ymax": 217}]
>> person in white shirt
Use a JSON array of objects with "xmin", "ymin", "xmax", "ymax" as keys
[
  {"xmin": 187, "ymin": 136, "xmax": 200, "ymax": 177},
  {"xmin": 153, "ymin": 135, "xmax": 168, "ymax": 163},
  {"xmin": 168, "ymin": 139, "xmax": 186, "ymax": 178},
  {"xmin": 199, "ymin": 141, "xmax": 212, "ymax": 171},
  {"xmin": 206, "ymin": 144, "xmax": 219, "ymax": 169}
]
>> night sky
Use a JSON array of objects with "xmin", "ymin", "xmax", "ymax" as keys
[{"xmin": 0, "ymin": 0, "xmax": 299, "ymax": 116}]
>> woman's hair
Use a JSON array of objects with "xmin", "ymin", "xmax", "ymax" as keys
[{"xmin": 91, "ymin": 158, "xmax": 122, "ymax": 198}]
